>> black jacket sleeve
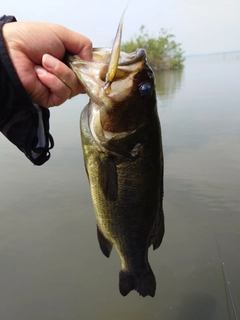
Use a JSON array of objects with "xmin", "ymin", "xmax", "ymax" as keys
[{"xmin": 0, "ymin": 15, "xmax": 54, "ymax": 165}]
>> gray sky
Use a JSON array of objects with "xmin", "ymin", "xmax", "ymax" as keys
[{"xmin": 3, "ymin": 0, "xmax": 240, "ymax": 55}]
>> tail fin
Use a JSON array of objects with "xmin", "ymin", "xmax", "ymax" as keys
[{"xmin": 119, "ymin": 266, "xmax": 156, "ymax": 297}]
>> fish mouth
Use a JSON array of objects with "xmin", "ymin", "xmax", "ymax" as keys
[
  {"xmin": 67, "ymin": 6, "xmax": 147, "ymax": 104},
  {"xmin": 67, "ymin": 46, "xmax": 146, "ymax": 71},
  {"xmin": 67, "ymin": 47, "xmax": 146, "ymax": 104}
]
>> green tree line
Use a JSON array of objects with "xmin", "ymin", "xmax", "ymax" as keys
[{"xmin": 121, "ymin": 26, "xmax": 185, "ymax": 70}]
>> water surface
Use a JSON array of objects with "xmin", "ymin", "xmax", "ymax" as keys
[{"xmin": 0, "ymin": 53, "xmax": 240, "ymax": 320}]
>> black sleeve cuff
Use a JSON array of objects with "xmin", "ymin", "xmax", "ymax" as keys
[{"xmin": 0, "ymin": 15, "xmax": 54, "ymax": 165}]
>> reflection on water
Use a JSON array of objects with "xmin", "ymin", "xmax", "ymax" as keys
[
  {"xmin": 155, "ymin": 68, "xmax": 183, "ymax": 100},
  {"xmin": 178, "ymin": 292, "xmax": 217, "ymax": 320},
  {"xmin": 0, "ymin": 53, "xmax": 240, "ymax": 319}
]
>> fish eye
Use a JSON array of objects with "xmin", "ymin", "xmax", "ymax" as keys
[{"xmin": 139, "ymin": 82, "xmax": 152, "ymax": 98}]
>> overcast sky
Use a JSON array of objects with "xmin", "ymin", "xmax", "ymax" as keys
[{"xmin": 3, "ymin": 0, "xmax": 240, "ymax": 55}]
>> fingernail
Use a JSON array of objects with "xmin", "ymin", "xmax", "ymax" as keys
[
  {"xmin": 42, "ymin": 54, "xmax": 58, "ymax": 69},
  {"xmin": 35, "ymin": 66, "xmax": 46, "ymax": 76}
]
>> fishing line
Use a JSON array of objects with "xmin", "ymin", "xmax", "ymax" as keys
[{"xmin": 215, "ymin": 234, "xmax": 239, "ymax": 320}]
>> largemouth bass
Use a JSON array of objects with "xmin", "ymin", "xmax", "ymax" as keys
[{"xmin": 66, "ymin": 13, "xmax": 164, "ymax": 297}]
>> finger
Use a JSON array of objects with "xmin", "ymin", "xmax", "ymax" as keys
[
  {"xmin": 47, "ymin": 24, "xmax": 93, "ymax": 61},
  {"xmin": 35, "ymin": 66, "xmax": 72, "ymax": 107},
  {"xmin": 42, "ymin": 54, "xmax": 85, "ymax": 96}
]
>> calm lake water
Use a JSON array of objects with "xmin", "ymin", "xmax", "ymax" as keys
[{"xmin": 1, "ymin": 52, "xmax": 240, "ymax": 320}]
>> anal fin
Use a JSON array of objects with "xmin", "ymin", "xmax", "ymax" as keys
[
  {"xmin": 149, "ymin": 210, "xmax": 165, "ymax": 250},
  {"xmin": 97, "ymin": 225, "xmax": 113, "ymax": 258}
]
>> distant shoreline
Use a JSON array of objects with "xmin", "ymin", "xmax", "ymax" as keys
[{"xmin": 184, "ymin": 50, "xmax": 240, "ymax": 58}]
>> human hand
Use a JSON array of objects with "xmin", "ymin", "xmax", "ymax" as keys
[{"xmin": 2, "ymin": 22, "xmax": 92, "ymax": 108}]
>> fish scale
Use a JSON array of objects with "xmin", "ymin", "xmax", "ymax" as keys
[{"xmin": 66, "ymin": 12, "xmax": 164, "ymax": 297}]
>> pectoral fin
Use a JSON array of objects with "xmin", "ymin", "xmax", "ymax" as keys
[
  {"xmin": 97, "ymin": 156, "xmax": 118, "ymax": 201},
  {"xmin": 97, "ymin": 225, "xmax": 113, "ymax": 258}
]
